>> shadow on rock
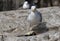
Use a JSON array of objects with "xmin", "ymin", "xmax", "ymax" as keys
[{"xmin": 31, "ymin": 22, "xmax": 49, "ymax": 35}]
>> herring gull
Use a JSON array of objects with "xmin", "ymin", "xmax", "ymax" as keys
[
  {"xmin": 27, "ymin": 6, "xmax": 42, "ymax": 27},
  {"xmin": 26, "ymin": 6, "xmax": 42, "ymax": 35}
]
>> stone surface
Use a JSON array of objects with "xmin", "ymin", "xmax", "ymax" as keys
[
  {"xmin": 3, "ymin": 31, "xmax": 60, "ymax": 41},
  {"xmin": 0, "ymin": 7, "xmax": 60, "ymax": 41},
  {"xmin": 0, "ymin": 36, "xmax": 2, "ymax": 41},
  {"xmin": 0, "ymin": 10, "xmax": 29, "ymax": 36}
]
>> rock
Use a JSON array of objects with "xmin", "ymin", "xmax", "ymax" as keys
[
  {"xmin": 4, "ymin": 35, "xmax": 37, "ymax": 41},
  {"xmin": 3, "ymin": 28, "xmax": 60, "ymax": 41},
  {"xmin": 49, "ymin": 32, "xmax": 60, "ymax": 41},
  {"xmin": 0, "ymin": 7, "xmax": 60, "ymax": 41},
  {"xmin": 0, "ymin": 10, "xmax": 29, "ymax": 36},
  {"xmin": 4, "ymin": 32, "xmax": 59, "ymax": 41},
  {"xmin": 0, "ymin": 36, "xmax": 3, "ymax": 41},
  {"xmin": 41, "ymin": 7, "xmax": 60, "ymax": 28},
  {"xmin": 0, "ymin": 7, "xmax": 60, "ymax": 34}
]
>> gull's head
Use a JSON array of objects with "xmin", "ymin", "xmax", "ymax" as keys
[
  {"xmin": 31, "ymin": 6, "xmax": 36, "ymax": 12},
  {"xmin": 24, "ymin": 1, "xmax": 28, "ymax": 4}
]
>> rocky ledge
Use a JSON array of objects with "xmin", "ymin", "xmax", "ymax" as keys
[{"xmin": 0, "ymin": 6, "xmax": 60, "ymax": 41}]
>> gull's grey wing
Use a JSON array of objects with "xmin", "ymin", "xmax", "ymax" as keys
[{"xmin": 38, "ymin": 11, "xmax": 42, "ymax": 22}]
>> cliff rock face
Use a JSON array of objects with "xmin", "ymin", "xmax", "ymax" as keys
[
  {"xmin": 0, "ymin": 0, "xmax": 60, "ymax": 11},
  {"xmin": 0, "ymin": 7, "xmax": 60, "ymax": 41}
]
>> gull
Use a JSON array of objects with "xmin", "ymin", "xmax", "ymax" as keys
[
  {"xmin": 26, "ymin": 6, "xmax": 42, "ymax": 35},
  {"xmin": 27, "ymin": 6, "xmax": 42, "ymax": 27},
  {"xmin": 23, "ymin": 1, "xmax": 30, "ymax": 9}
]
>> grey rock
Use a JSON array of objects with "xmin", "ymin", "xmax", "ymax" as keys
[
  {"xmin": 4, "ymin": 31, "xmax": 60, "ymax": 41},
  {"xmin": 0, "ymin": 36, "xmax": 3, "ymax": 41},
  {"xmin": 0, "ymin": 7, "xmax": 60, "ymax": 41}
]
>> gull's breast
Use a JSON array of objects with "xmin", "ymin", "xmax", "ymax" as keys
[{"xmin": 27, "ymin": 13, "xmax": 40, "ymax": 24}]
